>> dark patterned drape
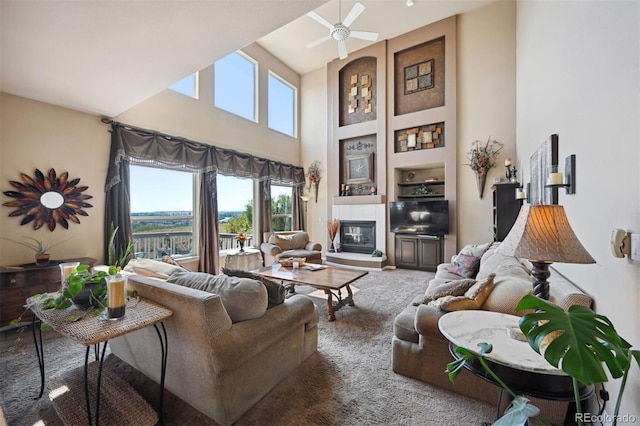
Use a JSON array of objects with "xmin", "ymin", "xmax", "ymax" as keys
[
  {"xmin": 258, "ymin": 179, "xmax": 272, "ymax": 245},
  {"xmin": 104, "ymin": 121, "xmax": 305, "ymax": 271},
  {"xmin": 104, "ymin": 138, "xmax": 132, "ymax": 265},
  {"xmin": 292, "ymin": 185, "xmax": 303, "ymax": 231}
]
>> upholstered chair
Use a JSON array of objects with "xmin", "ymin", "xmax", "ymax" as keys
[{"xmin": 260, "ymin": 231, "xmax": 322, "ymax": 266}]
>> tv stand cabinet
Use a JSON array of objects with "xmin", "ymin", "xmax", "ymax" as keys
[{"xmin": 394, "ymin": 234, "xmax": 443, "ymax": 272}]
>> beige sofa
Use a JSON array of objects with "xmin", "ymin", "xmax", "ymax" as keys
[
  {"xmin": 109, "ymin": 273, "xmax": 319, "ymax": 426},
  {"xmin": 392, "ymin": 243, "xmax": 592, "ymax": 423},
  {"xmin": 260, "ymin": 231, "xmax": 322, "ymax": 266}
]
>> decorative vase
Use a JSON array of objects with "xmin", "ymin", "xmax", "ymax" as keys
[
  {"xmin": 35, "ymin": 253, "xmax": 50, "ymax": 266},
  {"xmin": 313, "ymin": 180, "xmax": 320, "ymax": 203},
  {"xmin": 238, "ymin": 240, "xmax": 245, "ymax": 252},
  {"xmin": 475, "ymin": 169, "xmax": 488, "ymax": 199},
  {"xmin": 72, "ymin": 281, "xmax": 106, "ymax": 309}
]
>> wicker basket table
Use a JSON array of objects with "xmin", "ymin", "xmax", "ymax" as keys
[{"xmin": 29, "ymin": 296, "xmax": 172, "ymax": 425}]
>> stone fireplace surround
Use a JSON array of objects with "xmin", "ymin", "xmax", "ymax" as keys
[{"xmin": 327, "ymin": 202, "xmax": 389, "ymax": 270}]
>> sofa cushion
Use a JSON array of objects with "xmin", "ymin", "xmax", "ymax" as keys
[
  {"xmin": 481, "ymin": 260, "xmax": 533, "ymax": 315},
  {"xmin": 221, "ymin": 267, "xmax": 286, "ymax": 308},
  {"xmin": 452, "ymin": 242, "xmax": 492, "ymax": 263},
  {"xmin": 123, "ymin": 258, "xmax": 188, "ymax": 279},
  {"xmin": 449, "ymin": 254, "xmax": 481, "ymax": 278},
  {"xmin": 414, "ymin": 278, "xmax": 476, "ymax": 306},
  {"xmin": 432, "ymin": 274, "xmax": 495, "ymax": 311},
  {"xmin": 269, "ymin": 232, "xmax": 309, "ymax": 251},
  {"xmin": 167, "ymin": 271, "xmax": 268, "ymax": 322}
]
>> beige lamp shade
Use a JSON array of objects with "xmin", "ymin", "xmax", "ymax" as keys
[{"xmin": 497, "ymin": 204, "xmax": 595, "ymax": 264}]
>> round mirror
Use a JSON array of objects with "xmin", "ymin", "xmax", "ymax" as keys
[
  {"xmin": 40, "ymin": 191, "xmax": 64, "ymax": 209},
  {"xmin": 2, "ymin": 168, "xmax": 93, "ymax": 231}
]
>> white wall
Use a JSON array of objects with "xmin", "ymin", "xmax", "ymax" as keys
[
  {"xmin": 517, "ymin": 0, "xmax": 640, "ymax": 417},
  {"xmin": 300, "ymin": 67, "xmax": 329, "ymax": 245},
  {"xmin": 457, "ymin": 0, "xmax": 517, "ymax": 246},
  {"xmin": 0, "ymin": 93, "xmax": 108, "ymax": 266}
]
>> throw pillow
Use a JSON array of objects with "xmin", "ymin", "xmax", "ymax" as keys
[
  {"xmin": 434, "ymin": 274, "xmax": 496, "ymax": 311},
  {"xmin": 449, "ymin": 254, "xmax": 482, "ymax": 278},
  {"xmin": 413, "ymin": 278, "xmax": 476, "ymax": 306},
  {"xmin": 221, "ymin": 267, "xmax": 286, "ymax": 308},
  {"xmin": 451, "ymin": 242, "xmax": 492, "ymax": 263},
  {"xmin": 167, "ymin": 271, "xmax": 268, "ymax": 323},
  {"xmin": 161, "ymin": 254, "xmax": 191, "ymax": 271},
  {"xmin": 123, "ymin": 258, "xmax": 188, "ymax": 279}
]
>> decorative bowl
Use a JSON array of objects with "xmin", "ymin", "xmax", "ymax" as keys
[{"xmin": 278, "ymin": 257, "xmax": 306, "ymax": 267}]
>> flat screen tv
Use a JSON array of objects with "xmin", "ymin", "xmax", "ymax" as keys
[{"xmin": 389, "ymin": 200, "xmax": 449, "ymax": 236}]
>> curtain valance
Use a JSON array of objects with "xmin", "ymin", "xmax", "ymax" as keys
[{"xmin": 105, "ymin": 122, "xmax": 306, "ymax": 192}]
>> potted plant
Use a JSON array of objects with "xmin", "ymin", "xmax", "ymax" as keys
[
  {"xmin": 446, "ymin": 294, "xmax": 640, "ymax": 426},
  {"xmin": 3, "ymin": 236, "xmax": 70, "ymax": 265}
]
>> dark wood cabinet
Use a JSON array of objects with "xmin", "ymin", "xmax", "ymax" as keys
[
  {"xmin": 492, "ymin": 183, "xmax": 523, "ymax": 241},
  {"xmin": 395, "ymin": 234, "xmax": 443, "ymax": 272},
  {"xmin": 0, "ymin": 257, "xmax": 96, "ymax": 326}
]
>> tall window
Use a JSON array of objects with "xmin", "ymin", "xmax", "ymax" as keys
[
  {"xmin": 217, "ymin": 175, "xmax": 255, "ymax": 250},
  {"xmin": 268, "ymin": 72, "xmax": 296, "ymax": 137},
  {"xmin": 271, "ymin": 185, "xmax": 292, "ymax": 232},
  {"xmin": 214, "ymin": 51, "xmax": 257, "ymax": 122},
  {"xmin": 129, "ymin": 165, "xmax": 195, "ymax": 259},
  {"xmin": 169, "ymin": 73, "xmax": 198, "ymax": 98}
]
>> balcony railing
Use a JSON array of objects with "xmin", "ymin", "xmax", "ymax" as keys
[{"xmin": 132, "ymin": 231, "xmax": 254, "ymax": 259}]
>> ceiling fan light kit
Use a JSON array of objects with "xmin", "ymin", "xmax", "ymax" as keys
[{"xmin": 306, "ymin": 1, "xmax": 379, "ymax": 60}]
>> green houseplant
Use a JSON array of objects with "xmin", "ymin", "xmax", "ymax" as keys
[
  {"xmin": 3, "ymin": 236, "xmax": 70, "ymax": 265},
  {"xmin": 446, "ymin": 294, "xmax": 639, "ymax": 426}
]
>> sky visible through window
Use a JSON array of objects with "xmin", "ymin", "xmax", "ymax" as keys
[
  {"xmin": 268, "ymin": 73, "xmax": 295, "ymax": 136},
  {"xmin": 169, "ymin": 73, "xmax": 197, "ymax": 98},
  {"xmin": 130, "ymin": 166, "xmax": 253, "ymax": 213},
  {"xmin": 214, "ymin": 52, "xmax": 255, "ymax": 121}
]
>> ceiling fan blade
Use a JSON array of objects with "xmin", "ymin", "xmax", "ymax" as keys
[
  {"xmin": 338, "ymin": 40, "xmax": 348, "ymax": 60},
  {"xmin": 305, "ymin": 35, "xmax": 332, "ymax": 49},
  {"xmin": 349, "ymin": 30, "xmax": 379, "ymax": 42},
  {"xmin": 342, "ymin": 2, "xmax": 365, "ymax": 27},
  {"xmin": 307, "ymin": 11, "xmax": 334, "ymax": 30}
]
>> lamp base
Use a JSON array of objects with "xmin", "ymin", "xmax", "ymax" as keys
[{"xmin": 530, "ymin": 261, "xmax": 552, "ymax": 300}]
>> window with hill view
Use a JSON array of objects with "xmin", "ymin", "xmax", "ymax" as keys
[{"xmin": 271, "ymin": 185, "xmax": 292, "ymax": 232}]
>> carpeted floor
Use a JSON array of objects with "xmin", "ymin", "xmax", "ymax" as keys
[{"xmin": 0, "ymin": 269, "xmax": 497, "ymax": 425}]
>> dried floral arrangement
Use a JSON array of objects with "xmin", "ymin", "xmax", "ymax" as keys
[
  {"xmin": 327, "ymin": 219, "xmax": 340, "ymax": 252},
  {"xmin": 306, "ymin": 161, "xmax": 322, "ymax": 185},
  {"xmin": 466, "ymin": 137, "xmax": 504, "ymax": 177}
]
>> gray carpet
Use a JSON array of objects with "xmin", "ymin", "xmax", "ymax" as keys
[{"xmin": 0, "ymin": 269, "xmax": 496, "ymax": 425}]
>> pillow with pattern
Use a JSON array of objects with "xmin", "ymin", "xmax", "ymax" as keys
[{"xmin": 449, "ymin": 254, "xmax": 481, "ymax": 278}]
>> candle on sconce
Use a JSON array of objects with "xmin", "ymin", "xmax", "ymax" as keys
[
  {"xmin": 548, "ymin": 172, "xmax": 564, "ymax": 185},
  {"xmin": 504, "ymin": 157, "xmax": 512, "ymax": 167},
  {"xmin": 515, "ymin": 188, "xmax": 526, "ymax": 200}
]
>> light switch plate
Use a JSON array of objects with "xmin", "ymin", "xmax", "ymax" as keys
[{"xmin": 631, "ymin": 233, "xmax": 640, "ymax": 262}]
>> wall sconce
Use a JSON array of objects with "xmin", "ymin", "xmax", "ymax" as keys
[
  {"xmin": 545, "ymin": 154, "xmax": 576, "ymax": 194},
  {"xmin": 515, "ymin": 184, "xmax": 526, "ymax": 201}
]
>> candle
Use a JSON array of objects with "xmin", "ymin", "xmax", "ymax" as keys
[
  {"xmin": 505, "ymin": 157, "xmax": 512, "ymax": 167},
  {"xmin": 548, "ymin": 172, "xmax": 564, "ymax": 185},
  {"xmin": 63, "ymin": 266, "xmax": 75, "ymax": 280},
  {"xmin": 106, "ymin": 275, "xmax": 127, "ymax": 319},
  {"xmin": 515, "ymin": 188, "xmax": 526, "ymax": 200}
]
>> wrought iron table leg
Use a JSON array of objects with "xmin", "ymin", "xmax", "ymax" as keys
[
  {"xmin": 153, "ymin": 322, "xmax": 169, "ymax": 425},
  {"xmin": 31, "ymin": 315, "xmax": 45, "ymax": 400},
  {"xmin": 95, "ymin": 341, "xmax": 109, "ymax": 426},
  {"xmin": 84, "ymin": 346, "xmax": 92, "ymax": 425}
]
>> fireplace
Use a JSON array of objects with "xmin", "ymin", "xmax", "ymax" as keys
[{"xmin": 340, "ymin": 221, "xmax": 376, "ymax": 254}]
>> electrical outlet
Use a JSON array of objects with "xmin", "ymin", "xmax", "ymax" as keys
[{"xmin": 631, "ymin": 233, "xmax": 640, "ymax": 262}]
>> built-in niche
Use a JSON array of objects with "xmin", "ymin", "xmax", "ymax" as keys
[
  {"xmin": 339, "ymin": 135, "xmax": 377, "ymax": 195},
  {"xmin": 394, "ymin": 36, "xmax": 445, "ymax": 116},
  {"xmin": 339, "ymin": 57, "xmax": 377, "ymax": 126},
  {"xmin": 394, "ymin": 122, "xmax": 445, "ymax": 153}
]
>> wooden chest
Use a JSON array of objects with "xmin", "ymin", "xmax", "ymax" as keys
[{"xmin": 0, "ymin": 257, "xmax": 96, "ymax": 327}]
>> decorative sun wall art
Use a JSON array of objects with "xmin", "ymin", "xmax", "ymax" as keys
[{"xmin": 2, "ymin": 168, "xmax": 93, "ymax": 231}]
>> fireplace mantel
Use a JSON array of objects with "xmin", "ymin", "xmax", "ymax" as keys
[{"xmin": 333, "ymin": 195, "xmax": 385, "ymax": 205}]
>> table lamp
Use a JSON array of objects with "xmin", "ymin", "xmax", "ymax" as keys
[{"xmin": 497, "ymin": 204, "xmax": 595, "ymax": 300}]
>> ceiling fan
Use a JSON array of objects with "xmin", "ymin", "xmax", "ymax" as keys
[{"xmin": 305, "ymin": 1, "xmax": 379, "ymax": 60}]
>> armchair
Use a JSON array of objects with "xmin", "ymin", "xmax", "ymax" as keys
[{"xmin": 261, "ymin": 231, "xmax": 322, "ymax": 266}]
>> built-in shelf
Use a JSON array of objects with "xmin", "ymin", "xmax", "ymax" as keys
[
  {"xmin": 397, "ymin": 194, "xmax": 445, "ymax": 200},
  {"xmin": 333, "ymin": 195, "xmax": 386, "ymax": 205},
  {"xmin": 397, "ymin": 180, "xmax": 445, "ymax": 187}
]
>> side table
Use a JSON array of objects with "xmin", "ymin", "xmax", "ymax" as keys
[
  {"xmin": 29, "ymin": 296, "xmax": 172, "ymax": 425},
  {"xmin": 438, "ymin": 310, "xmax": 593, "ymax": 420},
  {"xmin": 224, "ymin": 248, "xmax": 263, "ymax": 271}
]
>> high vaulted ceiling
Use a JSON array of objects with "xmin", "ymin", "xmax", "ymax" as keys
[{"xmin": 1, "ymin": 0, "xmax": 492, "ymax": 118}]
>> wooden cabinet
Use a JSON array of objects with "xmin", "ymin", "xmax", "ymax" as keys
[
  {"xmin": 0, "ymin": 257, "xmax": 96, "ymax": 326},
  {"xmin": 492, "ymin": 183, "xmax": 523, "ymax": 241},
  {"xmin": 395, "ymin": 234, "xmax": 443, "ymax": 272}
]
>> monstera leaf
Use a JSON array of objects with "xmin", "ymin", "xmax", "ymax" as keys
[{"xmin": 516, "ymin": 294, "xmax": 632, "ymax": 386}]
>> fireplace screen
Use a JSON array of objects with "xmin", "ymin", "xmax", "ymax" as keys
[{"xmin": 340, "ymin": 221, "xmax": 376, "ymax": 254}]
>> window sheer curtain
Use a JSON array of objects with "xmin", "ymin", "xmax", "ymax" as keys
[{"xmin": 104, "ymin": 122, "xmax": 305, "ymax": 274}]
